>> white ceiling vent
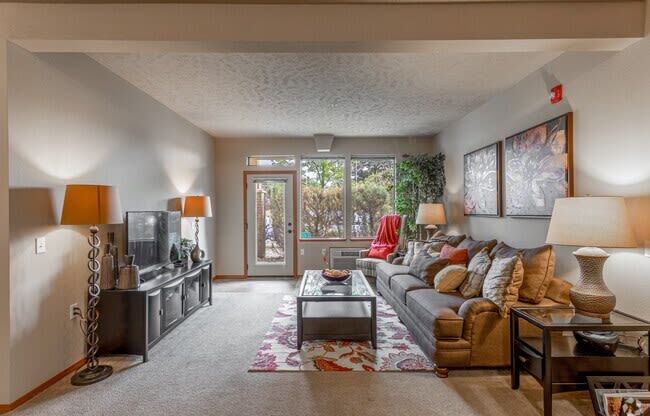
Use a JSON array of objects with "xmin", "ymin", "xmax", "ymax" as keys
[{"xmin": 314, "ymin": 134, "xmax": 334, "ymax": 153}]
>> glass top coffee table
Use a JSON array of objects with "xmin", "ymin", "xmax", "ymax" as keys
[{"xmin": 296, "ymin": 270, "xmax": 377, "ymax": 349}]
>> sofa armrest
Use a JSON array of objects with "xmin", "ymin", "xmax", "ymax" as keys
[
  {"xmin": 458, "ymin": 297, "xmax": 501, "ymax": 340},
  {"xmin": 359, "ymin": 249, "xmax": 370, "ymax": 258},
  {"xmin": 386, "ymin": 252, "xmax": 397, "ymax": 263}
]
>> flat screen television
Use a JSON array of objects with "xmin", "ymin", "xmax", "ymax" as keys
[{"xmin": 126, "ymin": 211, "xmax": 181, "ymax": 274}]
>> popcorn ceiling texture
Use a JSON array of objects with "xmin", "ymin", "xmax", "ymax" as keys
[{"xmin": 89, "ymin": 52, "xmax": 560, "ymax": 138}]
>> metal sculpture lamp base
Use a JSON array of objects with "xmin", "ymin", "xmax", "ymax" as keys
[
  {"xmin": 71, "ymin": 365, "xmax": 113, "ymax": 386},
  {"xmin": 72, "ymin": 225, "xmax": 113, "ymax": 386},
  {"xmin": 570, "ymin": 247, "xmax": 616, "ymax": 320}
]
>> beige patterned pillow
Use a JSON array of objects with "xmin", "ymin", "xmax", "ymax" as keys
[
  {"xmin": 434, "ymin": 265, "xmax": 468, "ymax": 293},
  {"xmin": 459, "ymin": 248, "xmax": 492, "ymax": 298},
  {"xmin": 482, "ymin": 255, "xmax": 524, "ymax": 317}
]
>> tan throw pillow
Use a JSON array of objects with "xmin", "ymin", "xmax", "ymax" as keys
[
  {"xmin": 545, "ymin": 277, "xmax": 572, "ymax": 305},
  {"xmin": 482, "ymin": 255, "xmax": 524, "ymax": 317},
  {"xmin": 408, "ymin": 254, "xmax": 450, "ymax": 286},
  {"xmin": 434, "ymin": 265, "xmax": 468, "ymax": 293},
  {"xmin": 491, "ymin": 242, "xmax": 556, "ymax": 304},
  {"xmin": 459, "ymin": 248, "xmax": 492, "ymax": 298}
]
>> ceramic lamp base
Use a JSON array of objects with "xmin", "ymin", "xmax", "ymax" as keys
[{"xmin": 570, "ymin": 247, "xmax": 616, "ymax": 320}]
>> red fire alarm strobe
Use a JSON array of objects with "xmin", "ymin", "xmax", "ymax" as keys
[{"xmin": 550, "ymin": 84, "xmax": 563, "ymax": 104}]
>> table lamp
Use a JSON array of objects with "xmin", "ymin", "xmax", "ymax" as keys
[
  {"xmin": 546, "ymin": 196, "xmax": 637, "ymax": 320},
  {"xmin": 61, "ymin": 184, "xmax": 123, "ymax": 385},
  {"xmin": 183, "ymin": 195, "xmax": 212, "ymax": 263},
  {"xmin": 416, "ymin": 203, "xmax": 447, "ymax": 240}
]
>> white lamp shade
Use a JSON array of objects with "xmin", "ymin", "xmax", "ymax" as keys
[
  {"xmin": 416, "ymin": 203, "xmax": 446, "ymax": 225},
  {"xmin": 546, "ymin": 197, "xmax": 637, "ymax": 248},
  {"xmin": 183, "ymin": 195, "xmax": 213, "ymax": 218},
  {"xmin": 61, "ymin": 184, "xmax": 123, "ymax": 225}
]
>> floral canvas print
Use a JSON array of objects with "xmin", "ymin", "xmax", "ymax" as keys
[
  {"xmin": 464, "ymin": 142, "xmax": 501, "ymax": 216},
  {"xmin": 505, "ymin": 113, "xmax": 573, "ymax": 217}
]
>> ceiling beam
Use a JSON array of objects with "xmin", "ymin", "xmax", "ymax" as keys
[{"xmin": 0, "ymin": 2, "xmax": 645, "ymax": 53}]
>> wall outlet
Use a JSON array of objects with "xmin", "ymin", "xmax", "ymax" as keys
[
  {"xmin": 69, "ymin": 303, "xmax": 79, "ymax": 320},
  {"xmin": 35, "ymin": 237, "xmax": 46, "ymax": 254},
  {"xmin": 300, "ymin": 248, "xmax": 304, "ymax": 256}
]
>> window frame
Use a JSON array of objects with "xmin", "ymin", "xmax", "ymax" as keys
[
  {"xmin": 298, "ymin": 155, "xmax": 347, "ymax": 241},
  {"xmin": 246, "ymin": 155, "xmax": 296, "ymax": 168},
  {"xmin": 349, "ymin": 155, "xmax": 397, "ymax": 240}
]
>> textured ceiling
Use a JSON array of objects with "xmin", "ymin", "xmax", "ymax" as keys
[{"xmin": 89, "ymin": 52, "xmax": 561, "ymax": 138}]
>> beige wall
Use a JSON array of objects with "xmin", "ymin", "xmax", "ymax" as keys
[
  {"xmin": 214, "ymin": 136, "xmax": 434, "ymax": 276},
  {"xmin": 0, "ymin": 40, "xmax": 10, "ymax": 405},
  {"xmin": 435, "ymin": 41, "xmax": 650, "ymax": 319},
  {"xmin": 7, "ymin": 45, "xmax": 217, "ymax": 401}
]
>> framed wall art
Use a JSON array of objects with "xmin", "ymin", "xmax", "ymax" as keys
[
  {"xmin": 504, "ymin": 113, "xmax": 573, "ymax": 217},
  {"xmin": 464, "ymin": 141, "xmax": 501, "ymax": 216}
]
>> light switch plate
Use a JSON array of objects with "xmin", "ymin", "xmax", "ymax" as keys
[
  {"xmin": 35, "ymin": 237, "xmax": 46, "ymax": 254},
  {"xmin": 300, "ymin": 248, "xmax": 304, "ymax": 256}
]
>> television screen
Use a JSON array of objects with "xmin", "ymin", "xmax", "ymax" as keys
[{"xmin": 126, "ymin": 211, "xmax": 181, "ymax": 274}]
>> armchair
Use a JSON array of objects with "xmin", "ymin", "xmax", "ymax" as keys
[{"xmin": 356, "ymin": 214, "xmax": 407, "ymax": 277}]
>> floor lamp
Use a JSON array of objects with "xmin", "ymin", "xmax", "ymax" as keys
[{"xmin": 61, "ymin": 184, "xmax": 123, "ymax": 386}]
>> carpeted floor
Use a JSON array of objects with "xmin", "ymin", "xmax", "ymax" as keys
[{"xmin": 9, "ymin": 279, "xmax": 594, "ymax": 416}]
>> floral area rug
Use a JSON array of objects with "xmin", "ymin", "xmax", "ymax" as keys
[{"xmin": 249, "ymin": 295, "xmax": 435, "ymax": 372}]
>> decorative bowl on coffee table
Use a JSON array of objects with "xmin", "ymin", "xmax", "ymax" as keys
[{"xmin": 321, "ymin": 269, "xmax": 351, "ymax": 282}]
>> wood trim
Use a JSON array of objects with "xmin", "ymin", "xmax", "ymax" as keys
[
  {"xmin": 212, "ymin": 274, "xmax": 246, "ymax": 280},
  {"xmin": 0, "ymin": 358, "xmax": 86, "ymax": 414},
  {"xmin": 298, "ymin": 238, "xmax": 347, "ymax": 242},
  {"xmin": 243, "ymin": 171, "xmax": 298, "ymax": 279}
]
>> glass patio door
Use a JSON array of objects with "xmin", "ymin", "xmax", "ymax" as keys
[{"xmin": 246, "ymin": 174, "xmax": 294, "ymax": 276}]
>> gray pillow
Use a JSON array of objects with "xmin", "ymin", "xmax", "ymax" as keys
[
  {"xmin": 482, "ymin": 255, "xmax": 524, "ymax": 317},
  {"xmin": 403, "ymin": 241, "xmax": 431, "ymax": 266},
  {"xmin": 408, "ymin": 253, "xmax": 450, "ymax": 285},
  {"xmin": 459, "ymin": 248, "xmax": 492, "ymax": 298}
]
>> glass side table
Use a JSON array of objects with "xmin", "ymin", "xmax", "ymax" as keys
[{"xmin": 510, "ymin": 306, "xmax": 650, "ymax": 416}]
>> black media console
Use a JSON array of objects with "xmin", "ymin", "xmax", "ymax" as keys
[{"xmin": 98, "ymin": 260, "xmax": 213, "ymax": 362}]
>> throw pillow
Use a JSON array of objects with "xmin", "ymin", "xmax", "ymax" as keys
[
  {"xmin": 457, "ymin": 236, "xmax": 498, "ymax": 261},
  {"xmin": 430, "ymin": 234, "xmax": 466, "ymax": 247},
  {"xmin": 490, "ymin": 242, "xmax": 556, "ymax": 304},
  {"xmin": 440, "ymin": 244, "xmax": 469, "ymax": 265},
  {"xmin": 434, "ymin": 265, "xmax": 468, "ymax": 293},
  {"xmin": 545, "ymin": 277, "xmax": 572, "ymax": 305},
  {"xmin": 482, "ymin": 255, "xmax": 525, "ymax": 317},
  {"xmin": 459, "ymin": 247, "xmax": 492, "ymax": 298},
  {"xmin": 408, "ymin": 254, "xmax": 450, "ymax": 286}
]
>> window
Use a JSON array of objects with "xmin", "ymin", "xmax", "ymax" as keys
[
  {"xmin": 350, "ymin": 157, "xmax": 396, "ymax": 238},
  {"xmin": 300, "ymin": 158, "xmax": 345, "ymax": 239},
  {"xmin": 247, "ymin": 156, "xmax": 295, "ymax": 167}
]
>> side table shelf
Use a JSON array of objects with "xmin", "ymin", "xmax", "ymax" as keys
[{"xmin": 510, "ymin": 306, "xmax": 650, "ymax": 416}]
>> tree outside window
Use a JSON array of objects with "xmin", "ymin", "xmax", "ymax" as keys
[
  {"xmin": 351, "ymin": 158, "xmax": 395, "ymax": 238},
  {"xmin": 300, "ymin": 158, "xmax": 345, "ymax": 239}
]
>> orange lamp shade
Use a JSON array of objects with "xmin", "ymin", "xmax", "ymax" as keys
[
  {"xmin": 61, "ymin": 185, "xmax": 123, "ymax": 225},
  {"xmin": 183, "ymin": 195, "xmax": 213, "ymax": 218}
]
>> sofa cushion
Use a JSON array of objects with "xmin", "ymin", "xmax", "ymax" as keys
[
  {"xmin": 390, "ymin": 274, "xmax": 429, "ymax": 304},
  {"xmin": 457, "ymin": 236, "xmax": 498, "ymax": 261},
  {"xmin": 491, "ymin": 242, "xmax": 556, "ymax": 304},
  {"xmin": 405, "ymin": 289, "xmax": 465, "ymax": 339},
  {"xmin": 482, "ymin": 255, "xmax": 524, "ymax": 317},
  {"xmin": 544, "ymin": 277, "xmax": 572, "ymax": 305},
  {"xmin": 376, "ymin": 262, "xmax": 409, "ymax": 288},
  {"xmin": 459, "ymin": 248, "xmax": 493, "ymax": 298},
  {"xmin": 440, "ymin": 244, "xmax": 469, "ymax": 265},
  {"xmin": 434, "ymin": 265, "xmax": 468, "ymax": 293},
  {"xmin": 408, "ymin": 254, "xmax": 450, "ymax": 285}
]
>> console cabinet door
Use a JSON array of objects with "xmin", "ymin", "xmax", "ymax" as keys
[
  {"xmin": 184, "ymin": 270, "xmax": 201, "ymax": 314},
  {"xmin": 200, "ymin": 266, "xmax": 211, "ymax": 303},
  {"xmin": 147, "ymin": 290, "xmax": 162, "ymax": 344},
  {"xmin": 162, "ymin": 279, "xmax": 184, "ymax": 331}
]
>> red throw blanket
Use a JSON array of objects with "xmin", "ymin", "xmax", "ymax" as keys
[{"xmin": 368, "ymin": 214, "xmax": 402, "ymax": 260}]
